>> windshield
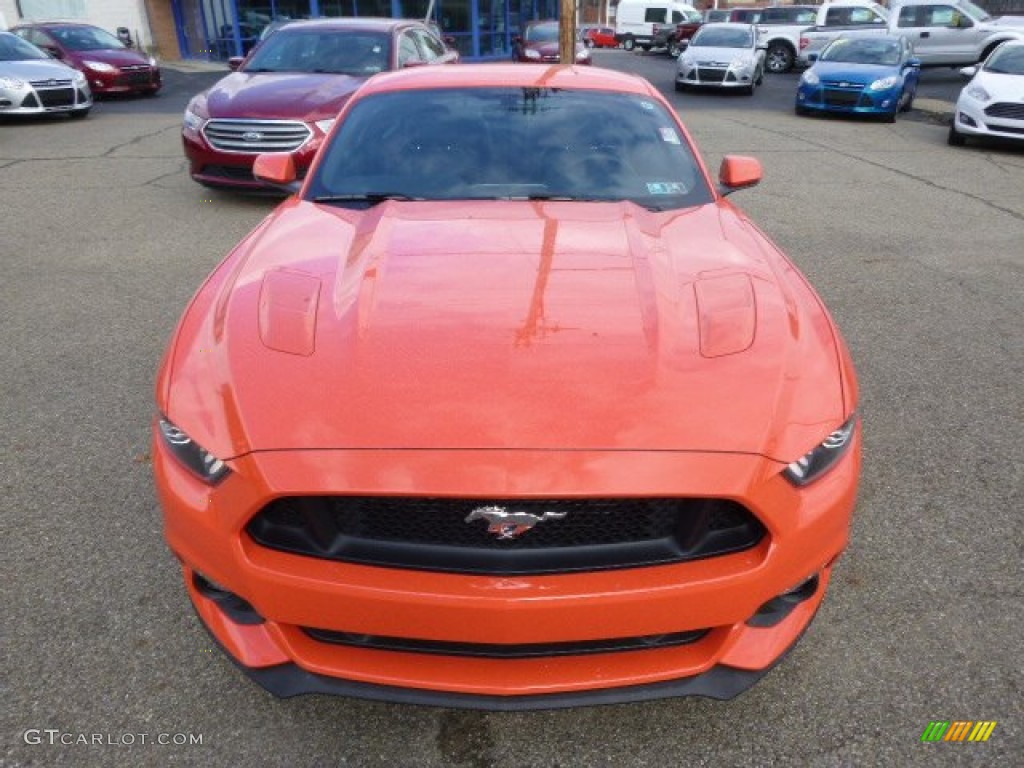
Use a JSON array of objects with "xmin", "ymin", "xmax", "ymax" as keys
[
  {"xmin": 985, "ymin": 43, "xmax": 1024, "ymax": 74},
  {"xmin": 821, "ymin": 38, "xmax": 901, "ymax": 65},
  {"xmin": 960, "ymin": 0, "xmax": 992, "ymax": 22},
  {"xmin": 0, "ymin": 32, "xmax": 49, "ymax": 61},
  {"xmin": 691, "ymin": 27, "xmax": 753, "ymax": 48},
  {"xmin": 524, "ymin": 23, "xmax": 559, "ymax": 43},
  {"xmin": 306, "ymin": 87, "xmax": 713, "ymax": 211},
  {"xmin": 244, "ymin": 29, "xmax": 390, "ymax": 75},
  {"xmin": 50, "ymin": 25, "xmax": 125, "ymax": 51}
]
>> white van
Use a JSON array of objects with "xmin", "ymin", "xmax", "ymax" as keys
[{"xmin": 614, "ymin": 0, "xmax": 701, "ymax": 51}]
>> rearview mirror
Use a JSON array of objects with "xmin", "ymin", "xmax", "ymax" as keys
[
  {"xmin": 718, "ymin": 155, "xmax": 763, "ymax": 195},
  {"xmin": 958, "ymin": 65, "xmax": 977, "ymax": 78},
  {"xmin": 227, "ymin": 56, "xmax": 245, "ymax": 71},
  {"xmin": 807, "ymin": 52, "xmax": 819, "ymax": 63}
]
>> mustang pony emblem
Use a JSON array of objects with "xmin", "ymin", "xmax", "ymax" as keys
[{"xmin": 465, "ymin": 505, "xmax": 567, "ymax": 540}]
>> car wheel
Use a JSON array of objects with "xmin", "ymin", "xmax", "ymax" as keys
[
  {"xmin": 899, "ymin": 86, "xmax": 915, "ymax": 113},
  {"xmin": 883, "ymin": 109, "xmax": 897, "ymax": 124},
  {"xmin": 765, "ymin": 43, "xmax": 794, "ymax": 74},
  {"xmin": 640, "ymin": 44, "xmax": 651, "ymax": 52},
  {"xmin": 948, "ymin": 122, "xmax": 966, "ymax": 147},
  {"xmin": 68, "ymin": 108, "xmax": 90, "ymax": 119},
  {"xmin": 623, "ymin": 37, "xmax": 635, "ymax": 51},
  {"xmin": 755, "ymin": 67, "xmax": 764, "ymax": 86},
  {"xmin": 668, "ymin": 39, "xmax": 682, "ymax": 58}
]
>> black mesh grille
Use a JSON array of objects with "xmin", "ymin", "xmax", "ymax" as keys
[
  {"xmin": 985, "ymin": 102, "xmax": 1024, "ymax": 120},
  {"xmin": 823, "ymin": 89, "xmax": 862, "ymax": 107},
  {"xmin": 37, "ymin": 88, "xmax": 75, "ymax": 107},
  {"xmin": 302, "ymin": 627, "xmax": 711, "ymax": 658},
  {"xmin": 696, "ymin": 68, "xmax": 727, "ymax": 83},
  {"xmin": 247, "ymin": 496, "xmax": 766, "ymax": 575}
]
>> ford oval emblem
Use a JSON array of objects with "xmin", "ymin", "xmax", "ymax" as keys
[{"xmin": 241, "ymin": 131, "xmax": 264, "ymax": 142}]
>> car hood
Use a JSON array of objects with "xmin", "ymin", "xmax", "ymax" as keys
[
  {"xmin": 812, "ymin": 61, "xmax": 897, "ymax": 82},
  {"xmin": 69, "ymin": 48, "xmax": 151, "ymax": 67},
  {"xmin": 988, "ymin": 16, "xmax": 1024, "ymax": 29},
  {"xmin": 201, "ymin": 72, "xmax": 365, "ymax": 120},
  {"xmin": 685, "ymin": 45, "xmax": 754, "ymax": 63},
  {"xmin": 971, "ymin": 69, "xmax": 1024, "ymax": 100},
  {"xmin": 1, "ymin": 58, "xmax": 81, "ymax": 79},
  {"xmin": 164, "ymin": 200, "xmax": 847, "ymax": 462}
]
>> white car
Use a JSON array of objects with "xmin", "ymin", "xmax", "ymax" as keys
[
  {"xmin": 0, "ymin": 31, "xmax": 92, "ymax": 118},
  {"xmin": 675, "ymin": 23, "xmax": 766, "ymax": 94},
  {"xmin": 949, "ymin": 40, "xmax": 1024, "ymax": 147}
]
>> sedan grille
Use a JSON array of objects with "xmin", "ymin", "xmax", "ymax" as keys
[
  {"xmin": 246, "ymin": 496, "xmax": 766, "ymax": 575},
  {"xmin": 823, "ymin": 88, "xmax": 863, "ymax": 107},
  {"xmin": 202, "ymin": 119, "xmax": 312, "ymax": 153},
  {"xmin": 984, "ymin": 102, "xmax": 1024, "ymax": 121},
  {"xmin": 302, "ymin": 627, "xmax": 711, "ymax": 658},
  {"xmin": 696, "ymin": 67, "xmax": 728, "ymax": 83},
  {"xmin": 36, "ymin": 88, "xmax": 76, "ymax": 108},
  {"xmin": 29, "ymin": 78, "xmax": 73, "ymax": 87}
]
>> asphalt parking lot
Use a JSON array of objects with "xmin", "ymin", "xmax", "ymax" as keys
[{"xmin": 2, "ymin": 58, "xmax": 1022, "ymax": 767}]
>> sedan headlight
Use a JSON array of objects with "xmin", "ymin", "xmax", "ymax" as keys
[
  {"xmin": 158, "ymin": 417, "xmax": 230, "ymax": 484},
  {"xmin": 575, "ymin": 49, "xmax": 590, "ymax": 62},
  {"xmin": 801, "ymin": 70, "xmax": 820, "ymax": 86},
  {"xmin": 148, "ymin": 56, "xmax": 158, "ymax": 67},
  {"xmin": 868, "ymin": 76, "xmax": 899, "ymax": 91},
  {"xmin": 83, "ymin": 60, "xmax": 118, "ymax": 73},
  {"xmin": 966, "ymin": 84, "xmax": 990, "ymax": 101},
  {"xmin": 784, "ymin": 416, "xmax": 857, "ymax": 486},
  {"xmin": 183, "ymin": 105, "xmax": 204, "ymax": 131},
  {"xmin": 730, "ymin": 57, "xmax": 749, "ymax": 69},
  {"xmin": 72, "ymin": 70, "xmax": 87, "ymax": 84},
  {"xmin": 0, "ymin": 76, "xmax": 27, "ymax": 90},
  {"xmin": 524, "ymin": 49, "xmax": 541, "ymax": 60}
]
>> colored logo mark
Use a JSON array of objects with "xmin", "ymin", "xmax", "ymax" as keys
[{"xmin": 921, "ymin": 721, "xmax": 997, "ymax": 742}]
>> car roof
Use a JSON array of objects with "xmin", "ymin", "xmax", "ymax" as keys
[
  {"xmin": 359, "ymin": 63, "xmax": 661, "ymax": 98},
  {"xmin": 269, "ymin": 16, "xmax": 427, "ymax": 33}
]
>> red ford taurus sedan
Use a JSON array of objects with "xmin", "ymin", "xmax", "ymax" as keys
[
  {"xmin": 155, "ymin": 63, "xmax": 860, "ymax": 709},
  {"xmin": 10, "ymin": 22, "xmax": 160, "ymax": 96},
  {"xmin": 181, "ymin": 17, "xmax": 458, "ymax": 190}
]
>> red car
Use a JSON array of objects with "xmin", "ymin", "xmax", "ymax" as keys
[
  {"xmin": 10, "ymin": 22, "xmax": 160, "ymax": 96},
  {"xmin": 580, "ymin": 25, "xmax": 618, "ymax": 49},
  {"xmin": 512, "ymin": 21, "xmax": 592, "ymax": 64},
  {"xmin": 182, "ymin": 18, "xmax": 458, "ymax": 190},
  {"xmin": 155, "ymin": 63, "xmax": 860, "ymax": 708}
]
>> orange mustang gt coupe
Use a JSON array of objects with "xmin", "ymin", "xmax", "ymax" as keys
[{"xmin": 154, "ymin": 64, "xmax": 860, "ymax": 709}]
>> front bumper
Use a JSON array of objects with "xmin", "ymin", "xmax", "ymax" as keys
[
  {"xmin": 0, "ymin": 81, "xmax": 92, "ymax": 114},
  {"xmin": 156, "ymin": 434, "xmax": 860, "ymax": 707},
  {"xmin": 182, "ymin": 125, "xmax": 321, "ymax": 189},
  {"xmin": 953, "ymin": 97, "xmax": 1024, "ymax": 143},
  {"xmin": 83, "ymin": 65, "xmax": 160, "ymax": 95},
  {"xmin": 676, "ymin": 64, "xmax": 758, "ymax": 89},
  {"xmin": 796, "ymin": 83, "xmax": 900, "ymax": 115}
]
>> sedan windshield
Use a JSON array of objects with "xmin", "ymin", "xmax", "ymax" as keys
[
  {"xmin": 306, "ymin": 87, "xmax": 713, "ymax": 211},
  {"xmin": 524, "ymin": 23, "xmax": 559, "ymax": 43},
  {"xmin": 822, "ymin": 38, "xmax": 901, "ymax": 66},
  {"xmin": 984, "ymin": 44, "xmax": 1024, "ymax": 75},
  {"xmin": 244, "ymin": 29, "xmax": 390, "ymax": 75},
  {"xmin": 50, "ymin": 25, "xmax": 126, "ymax": 51},
  {"xmin": 691, "ymin": 28, "xmax": 753, "ymax": 48},
  {"xmin": 0, "ymin": 32, "xmax": 48, "ymax": 61}
]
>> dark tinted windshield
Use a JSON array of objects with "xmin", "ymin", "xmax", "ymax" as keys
[
  {"xmin": 245, "ymin": 29, "xmax": 390, "ymax": 75},
  {"xmin": 691, "ymin": 27, "xmax": 754, "ymax": 48},
  {"xmin": 0, "ymin": 32, "xmax": 49, "ymax": 61},
  {"xmin": 50, "ymin": 25, "xmax": 125, "ymax": 51},
  {"xmin": 306, "ymin": 87, "xmax": 713, "ymax": 211},
  {"xmin": 822, "ymin": 38, "xmax": 901, "ymax": 65},
  {"xmin": 984, "ymin": 43, "xmax": 1024, "ymax": 75},
  {"xmin": 524, "ymin": 23, "xmax": 559, "ymax": 43}
]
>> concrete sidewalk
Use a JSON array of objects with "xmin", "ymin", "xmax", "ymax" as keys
[
  {"xmin": 914, "ymin": 96, "xmax": 956, "ymax": 119},
  {"xmin": 159, "ymin": 59, "xmax": 229, "ymax": 73}
]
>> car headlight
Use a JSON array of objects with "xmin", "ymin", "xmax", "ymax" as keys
[
  {"xmin": 0, "ymin": 76, "xmax": 27, "ymax": 89},
  {"xmin": 524, "ymin": 49, "xmax": 541, "ymax": 60},
  {"xmin": 801, "ymin": 70, "xmax": 819, "ymax": 86},
  {"xmin": 869, "ymin": 76, "xmax": 899, "ymax": 91},
  {"xmin": 730, "ymin": 57, "xmax": 748, "ymax": 69},
  {"xmin": 158, "ymin": 417, "xmax": 230, "ymax": 484},
  {"xmin": 783, "ymin": 416, "xmax": 857, "ymax": 486},
  {"xmin": 575, "ymin": 49, "xmax": 590, "ymax": 62},
  {"xmin": 183, "ymin": 105, "xmax": 204, "ymax": 131},
  {"xmin": 72, "ymin": 70, "xmax": 87, "ymax": 84},
  {"xmin": 148, "ymin": 56, "xmax": 157, "ymax": 67},
  {"xmin": 83, "ymin": 60, "xmax": 118, "ymax": 73},
  {"xmin": 314, "ymin": 118, "xmax": 336, "ymax": 135},
  {"xmin": 966, "ymin": 84, "xmax": 990, "ymax": 101}
]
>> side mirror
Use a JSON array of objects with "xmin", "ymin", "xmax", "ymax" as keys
[
  {"xmin": 253, "ymin": 153, "xmax": 300, "ymax": 194},
  {"xmin": 718, "ymin": 155, "xmax": 763, "ymax": 195},
  {"xmin": 227, "ymin": 56, "xmax": 245, "ymax": 71},
  {"xmin": 906, "ymin": 57, "xmax": 921, "ymax": 68},
  {"xmin": 807, "ymin": 52, "xmax": 819, "ymax": 63},
  {"xmin": 958, "ymin": 65, "xmax": 977, "ymax": 78}
]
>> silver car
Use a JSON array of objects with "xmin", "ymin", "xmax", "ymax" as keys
[
  {"xmin": 675, "ymin": 23, "xmax": 766, "ymax": 95},
  {"xmin": 0, "ymin": 31, "xmax": 92, "ymax": 118}
]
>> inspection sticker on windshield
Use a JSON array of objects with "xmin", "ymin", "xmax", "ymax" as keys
[
  {"xmin": 646, "ymin": 182, "xmax": 688, "ymax": 195},
  {"xmin": 659, "ymin": 126, "xmax": 680, "ymax": 144}
]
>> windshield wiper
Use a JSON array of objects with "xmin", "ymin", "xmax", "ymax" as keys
[{"xmin": 312, "ymin": 193, "xmax": 424, "ymax": 207}]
